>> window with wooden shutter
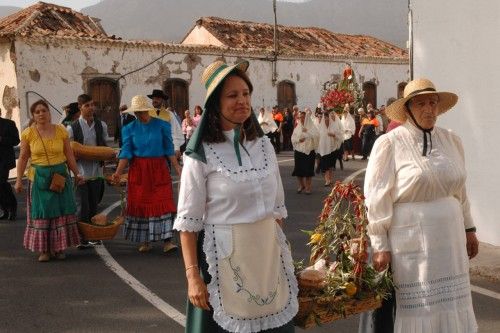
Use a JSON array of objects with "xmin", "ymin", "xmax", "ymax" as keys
[
  {"xmin": 164, "ymin": 79, "xmax": 189, "ymax": 120},
  {"xmin": 88, "ymin": 78, "xmax": 119, "ymax": 136}
]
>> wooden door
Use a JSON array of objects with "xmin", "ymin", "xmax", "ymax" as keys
[
  {"xmin": 362, "ymin": 81, "xmax": 377, "ymax": 108},
  {"xmin": 164, "ymin": 79, "xmax": 189, "ymax": 120},
  {"xmin": 277, "ymin": 81, "xmax": 296, "ymax": 110},
  {"xmin": 88, "ymin": 78, "xmax": 119, "ymax": 136}
]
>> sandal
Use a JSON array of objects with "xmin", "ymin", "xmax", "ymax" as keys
[
  {"xmin": 38, "ymin": 253, "xmax": 50, "ymax": 262},
  {"xmin": 138, "ymin": 243, "xmax": 152, "ymax": 253},
  {"xmin": 296, "ymin": 187, "xmax": 304, "ymax": 194}
]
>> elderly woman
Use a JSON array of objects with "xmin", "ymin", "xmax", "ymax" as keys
[
  {"xmin": 174, "ymin": 60, "xmax": 297, "ymax": 332},
  {"xmin": 291, "ymin": 108, "xmax": 318, "ymax": 194},
  {"xmin": 112, "ymin": 95, "xmax": 181, "ymax": 253},
  {"xmin": 15, "ymin": 100, "xmax": 83, "ymax": 262},
  {"xmin": 364, "ymin": 79, "xmax": 478, "ymax": 333}
]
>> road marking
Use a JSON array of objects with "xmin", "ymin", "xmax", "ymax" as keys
[
  {"xmin": 471, "ymin": 285, "xmax": 500, "ymax": 301},
  {"xmin": 95, "ymin": 245, "xmax": 186, "ymax": 327}
]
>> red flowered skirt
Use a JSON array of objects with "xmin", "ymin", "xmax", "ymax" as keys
[
  {"xmin": 126, "ymin": 157, "xmax": 176, "ymax": 217},
  {"xmin": 23, "ymin": 182, "xmax": 81, "ymax": 253}
]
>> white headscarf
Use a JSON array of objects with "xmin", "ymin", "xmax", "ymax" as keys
[
  {"xmin": 341, "ymin": 112, "xmax": 356, "ymax": 140},
  {"xmin": 257, "ymin": 108, "xmax": 278, "ymax": 134},
  {"xmin": 291, "ymin": 111, "xmax": 319, "ymax": 154},
  {"xmin": 317, "ymin": 112, "xmax": 343, "ymax": 156}
]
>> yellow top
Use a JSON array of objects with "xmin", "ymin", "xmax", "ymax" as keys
[
  {"xmin": 21, "ymin": 125, "xmax": 68, "ymax": 180},
  {"xmin": 149, "ymin": 107, "xmax": 172, "ymax": 122}
]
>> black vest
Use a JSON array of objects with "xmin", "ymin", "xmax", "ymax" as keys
[{"xmin": 71, "ymin": 118, "xmax": 107, "ymax": 147}]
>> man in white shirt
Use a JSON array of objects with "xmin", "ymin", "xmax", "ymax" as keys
[
  {"xmin": 67, "ymin": 94, "xmax": 109, "ymax": 246},
  {"xmin": 147, "ymin": 89, "xmax": 183, "ymax": 159}
]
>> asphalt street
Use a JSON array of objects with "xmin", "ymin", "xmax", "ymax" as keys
[{"xmin": 1, "ymin": 152, "xmax": 499, "ymax": 332}]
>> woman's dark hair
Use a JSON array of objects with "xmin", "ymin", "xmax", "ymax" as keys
[
  {"xmin": 30, "ymin": 99, "xmax": 49, "ymax": 115},
  {"xmin": 203, "ymin": 69, "xmax": 261, "ymax": 143},
  {"xmin": 194, "ymin": 105, "xmax": 203, "ymax": 115}
]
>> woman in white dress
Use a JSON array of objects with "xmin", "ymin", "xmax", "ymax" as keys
[
  {"xmin": 258, "ymin": 106, "xmax": 278, "ymax": 141},
  {"xmin": 364, "ymin": 78, "xmax": 479, "ymax": 333},
  {"xmin": 291, "ymin": 109, "xmax": 319, "ymax": 194},
  {"xmin": 174, "ymin": 60, "xmax": 298, "ymax": 333},
  {"xmin": 340, "ymin": 103, "xmax": 356, "ymax": 161},
  {"xmin": 316, "ymin": 110, "xmax": 343, "ymax": 186}
]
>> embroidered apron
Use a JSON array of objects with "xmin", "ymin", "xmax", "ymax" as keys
[{"xmin": 205, "ymin": 217, "xmax": 297, "ymax": 332}]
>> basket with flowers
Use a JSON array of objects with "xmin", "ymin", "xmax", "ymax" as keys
[{"xmin": 293, "ymin": 181, "xmax": 393, "ymax": 329}]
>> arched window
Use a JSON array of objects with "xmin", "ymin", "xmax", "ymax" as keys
[
  {"xmin": 277, "ymin": 80, "xmax": 296, "ymax": 110},
  {"xmin": 88, "ymin": 78, "xmax": 119, "ymax": 136},
  {"xmin": 362, "ymin": 81, "xmax": 377, "ymax": 108},
  {"xmin": 397, "ymin": 82, "xmax": 407, "ymax": 99},
  {"xmin": 164, "ymin": 79, "xmax": 189, "ymax": 120}
]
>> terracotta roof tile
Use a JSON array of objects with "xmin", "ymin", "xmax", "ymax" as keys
[
  {"xmin": 188, "ymin": 16, "xmax": 407, "ymax": 60},
  {"xmin": 0, "ymin": 1, "xmax": 113, "ymax": 39}
]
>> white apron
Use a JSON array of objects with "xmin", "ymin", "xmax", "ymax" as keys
[
  {"xmin": 204, "ymin": 217, "xmax": 298, "ymax": 333},
  {"xmin": 390, "ymin": 197, "xmax": 478, "ymax": 333}
]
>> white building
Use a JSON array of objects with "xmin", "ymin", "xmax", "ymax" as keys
[
  {"xmin": 0, "ymin": 2, "xmax": 408, "ymax": 138},
  {"xmin": 411, "ymin": 1, "xmax": 500, "ymax": 245}
]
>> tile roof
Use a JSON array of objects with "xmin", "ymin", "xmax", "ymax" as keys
[
  {"xmin": 0, "ymin": 1, "xmax": 114, "ymax": 39},
  {"xmin": 185, "ymin": 16, "xmax": 407, "ymax": 60}
]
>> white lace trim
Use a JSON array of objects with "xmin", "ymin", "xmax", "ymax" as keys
[
  {"xmin": 173, "ymin": 215, "xmax": 204, "ymax": 232},
  {"xmin": 204, "ymin": 137, "xmax": 274, "ymax": 183},
  {"xmin": 203, "ymin": 224, "xmax": 298, "ymax": 333}
]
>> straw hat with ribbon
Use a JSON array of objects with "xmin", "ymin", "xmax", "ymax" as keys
[
  {"xmin": 123, "ymin": 95, "xmax": 154, "ymax": 114},
  {"xmin": 386, "ymin": 78, "xmax": 458, "ymax": 156},
  {"xmin": 385, "ymin": 78, "xmax": 458, "ymax": 122},
  {"xmin": 185, "ymin": 60, "xmax": 263, "ymax": 164}
]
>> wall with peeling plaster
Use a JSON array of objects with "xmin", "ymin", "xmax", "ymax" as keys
[
  {"xmin": 11, "ymin": 40, "xmax": 407, "ymax": 136},
  {"xmin": 0, "ymin": 41, "xmax": 20, "ymax": 127}
]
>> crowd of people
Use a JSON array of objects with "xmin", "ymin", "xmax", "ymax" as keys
[{"xmin": 2, "ymin": 58, "xmax": 479, "ymax": 332}]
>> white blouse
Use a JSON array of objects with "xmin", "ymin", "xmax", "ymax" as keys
[
  {"xmin": 291, "ymin": 115, "xmax": 319, "ymax": 155},
  {"xmin": 316, "ymin": 113, "xmax": 343, "ymax": 156},
  {"xmin": 364, "ymin": 121, "xmax": 475, "ymax": 252},
  {"xmin": 174, "ymin": 130, "xmax": 287, "ymax": 232}
]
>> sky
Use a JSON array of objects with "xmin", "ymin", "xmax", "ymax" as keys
[{"xmin": 0, "ymin": 0, "xmax": 308, "ymax": 10}]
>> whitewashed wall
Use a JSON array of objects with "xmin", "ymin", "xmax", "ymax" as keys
[{"xmin": 412, "ymin": 1, "xmax": 500, "ymax": 245}]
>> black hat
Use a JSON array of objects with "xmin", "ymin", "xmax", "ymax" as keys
[
  {"xmin": 66, "ymin": 102, "xmax": 79, "ymax": 116},
  {"xmin": 147, "ymin": 89, "xmax": 169, "ymax": 101}
]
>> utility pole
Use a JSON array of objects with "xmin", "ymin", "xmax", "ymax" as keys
[
  {"xmin": 408, "ymin": 0, "xmax": 413, "ymax": 80},
  {"xmin": 272, "ymin": 0, "xmax": 278, "ymax": 86}
]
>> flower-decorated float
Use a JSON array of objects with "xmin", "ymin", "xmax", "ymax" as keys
[
  {"xmin": 320, "ymin": 65, "xmax": 364, "ymax": 114},
  {"xmin": 294, "ymin": 182, "xmax": 393, "ymax": 329}
]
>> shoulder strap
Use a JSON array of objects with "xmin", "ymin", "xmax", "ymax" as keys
[{"xmin": 33, "ymin": 125, "xmax": 52, "ymax": 166}]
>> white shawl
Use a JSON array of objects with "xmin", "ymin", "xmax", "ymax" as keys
[
  {"xmin": 291, "ymin": 113, "xmax": 319, "ymax": 155},
  {"xmin": 257, "ymin": 108, "xmax": 278, "ymax": 134},
  {"xmin": 317, "ymin": 112, "xmax": 343, "ymax": 156},
  {"xmin": 341, "ymin": 112, "xmax": 356, "ymax": 140}
]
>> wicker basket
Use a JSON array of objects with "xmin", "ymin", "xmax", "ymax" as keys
[
  {"xmin": 294, "ymin": 293, "xmax": 382, "ymax": 329},
  {"xmin": 78, "ymin": 216, "xmax": 124, "ymax": 241}
]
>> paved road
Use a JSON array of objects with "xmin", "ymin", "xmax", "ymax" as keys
[{"xmin": 1, "ymin": 152, "xmax": 499, "ymax": 332}]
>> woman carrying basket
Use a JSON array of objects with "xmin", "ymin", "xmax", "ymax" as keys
[
  {"xmin": 112, "ymin": 95, "xmax": 181, "ymax": 253},
  {"xmin": 15, "ymin": 100, "xmax": 83, "ymax": 262}
]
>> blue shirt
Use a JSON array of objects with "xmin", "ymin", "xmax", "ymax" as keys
[{"xmin": 118, "ymin": 117, "xmax": 174, "ymax": 159}]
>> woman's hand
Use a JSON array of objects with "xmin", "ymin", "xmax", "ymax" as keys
[
  {"xmin": 187, "ymin": 273, "xmax": 210, "ymax": 310},
  {"xmin": 466, "ymin": 231, "xmax": 479, "ymax": 259},
  {"xmin": 111, "ymin": 172, "xmax": 121, "ymax": 184},
  {"xmin": 14, "ymin": 179, "xmax": 23, "ymax": 193},
  {"xmin": 74, "ymin": 174, "xmax": 85, "ymax": 186},
  {"xmin": 373, "ymin": 251, "xmax": 391, "ymax": 272}
]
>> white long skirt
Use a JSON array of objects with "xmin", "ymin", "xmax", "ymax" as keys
[{"xmin": 389, "ymin": 196, "xmax": 477, "ymax": 333}]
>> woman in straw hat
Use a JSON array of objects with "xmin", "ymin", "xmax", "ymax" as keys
[
  {"xmin": 291, "ymin": 108, "xmax": 318, "ymax": 194},
  {"xmin": 174, "ymin": 60, "xmax": 297, "ymax": 333},
  {"xmin": 363, "ymin": 78, "xmax": 478, "ymax": 332},
  {"xmin": 112, "ymin": 95, "xmax": 181, "ymax": 253}
]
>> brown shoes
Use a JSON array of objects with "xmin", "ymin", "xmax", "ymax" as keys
[
  {"xmin": 138, "ymin": 243, "xmax": 152, "ymax": 253},
  {"xmin": 163, "ymin": 241, "xmax": 178, "ymax": 253},
  {"xmin": 38, "ymin": 253, "xmax": 50, "ymax": 262}
]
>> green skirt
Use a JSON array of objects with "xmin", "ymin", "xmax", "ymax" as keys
[
  {"xmin": 185, "ymin": 231, "xmax": 295, "ymax": 333},
  {"xmin": 30, "ymin": 163, "xmax": 77, "ymax": 219}
]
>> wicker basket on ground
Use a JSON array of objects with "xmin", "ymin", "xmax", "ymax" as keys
[
  {"xmin": 78, "ymin": 216, "xmax": 124, "ymax": 241},
  {"xmin": 293, "ymin": 182, "xmax": 392, "ymax": 329}
]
